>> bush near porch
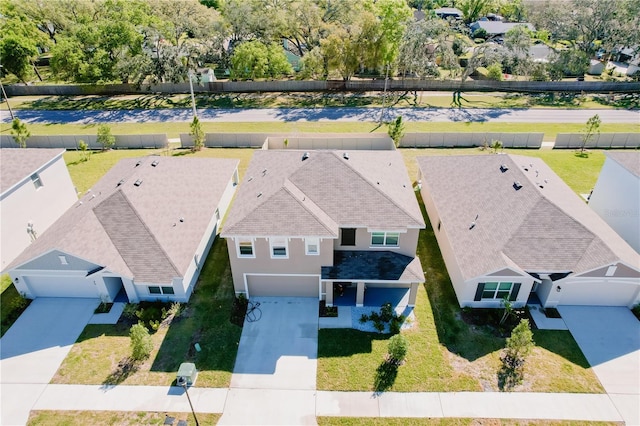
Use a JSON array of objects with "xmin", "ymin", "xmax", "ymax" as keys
[{"xmin": 316, "ymin": 197, "xmax": 603, "ymax": 393}]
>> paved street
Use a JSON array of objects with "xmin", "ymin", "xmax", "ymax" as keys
[{"xmin": 2, "ymin": 107, "xmax": 639, "ymax": 124}]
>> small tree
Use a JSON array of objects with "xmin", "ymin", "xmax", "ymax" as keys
[
  {"xmin": 387, "ymin": 334, "xmax": 408, "ymax": 365},
  {"xmin": 387, "ymin": 116, "xmax": 405, "ymax": 148},
  {"xmin": 78, "ymin": 139, "xmax": 90, "ymax": 162},
  {"xmin": 491, "ymin": 139, "xmax": 503, "ymax": 154},
  {"xmin": 97, "ymin": 124, "xmax": 115, "ymax": 151},
  {"xmin": 129, "ymin": 323, "xmax": 153, "ymax": 361},
  {"xmin": 501, "ymin": 319, "xmax": 534, "ymax": 385},
  {"xmin": 499, "ymin": 296, "xmax": 513, "ymax": 326},
  {"xmin": 580, "ymin": 114, "xmax": 601, "ymax": 154},
  {"xmin": 486, "ymin": 63, "xmax": 503, "ymax": 81},
  {"xmin": 11, "ymin": 118, "xmax": 30, "ymax": 148},
  {"xmin": 190, "ymin": 116, "xmax": 205, "ymax": 152}
]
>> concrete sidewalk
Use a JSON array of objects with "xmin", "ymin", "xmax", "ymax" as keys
[{"xmin": 23, "ymin": 384, "xmax": 625, "ymax": 424}]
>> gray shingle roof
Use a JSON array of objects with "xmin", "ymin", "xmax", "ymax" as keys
[
  {"xmin": 222, "ymin": 150, "xmax": 424, "ymax": 237},
  {"xmin": 606, "ymin": 151, "xmax": 640, "ymax": 178},
  {"xmin": 0, "ymin": 148, "xmax": 66, "ymax": 194},
  {"xmin": 417, "ymin": 154, "xmax": 639, "ymax": 281},
  {"xmin": 322, "ymin": 250, "xmax": 425, "ymax": 282},
  {"xmin": 9, "ymin": 156, "xmax": 239, "ymax": 283}
]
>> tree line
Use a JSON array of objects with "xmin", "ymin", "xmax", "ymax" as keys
[{"xmin": 1, "ymin": 0, "xmax": 638, "ymax": 85}]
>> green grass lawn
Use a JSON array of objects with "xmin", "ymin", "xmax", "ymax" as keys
[
  {"xmin": 1, "ymin": 274, "xmax": 31, "ymax": 337},
  {"xmin": 28, "ymin": 411, "xmax": 219, "ymax": 426},
  {"xmin": 316, "ymin": 196, "xmax": 603, "ymax": 394},
  {"xmin": 52, "ymin": 236, "xmax": 241, "ymax": 388},
  {"xmin": 317, "ymin": 418, "xmax": 622, "ymax": 426}
]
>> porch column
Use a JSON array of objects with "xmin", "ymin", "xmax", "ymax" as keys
[
  {"xmin": 356, "ymin": 281, "xmax": 365, "ymax": 307},
  {"xmin": 408, "ymin": 282, "xmax": 419, "ymax": 307},
  {"xmin": 325, "ymin": 281, "xmax": 334, "ymax": 307}
]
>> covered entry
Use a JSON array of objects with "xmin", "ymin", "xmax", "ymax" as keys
[
  {"xmin": 245, "ymin": 274, "xmax": 320, "ymax": 298},
  {"xmin": 23, "ymin": 275, "xmax": 100, "ymax": 298}
]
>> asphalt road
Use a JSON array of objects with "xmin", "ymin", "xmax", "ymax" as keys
[{"xmin": 1, "ymin": 107, "xmax": 639, "ymax": 124}]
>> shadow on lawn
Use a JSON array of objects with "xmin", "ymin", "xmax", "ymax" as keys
[{"xmin": 317, "ymin": 329, "xmax": 388, "ymax": 358}]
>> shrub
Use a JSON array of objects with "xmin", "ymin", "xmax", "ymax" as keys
[
  {"xmin": 487, "ymin": 63, "xmax": 503, "ymax": 81},
  {"xmin": 129, "ymin": 323, "xmax": 153, "ymax": 361},
  {"xmin": 472, "ymin": 28, "xmax": 487, "ymax": 39},
  {"xmin": 359, "ymin": 313, "xmax": 369, "ymax": 324},
  {"xmin": 380, "ymin": 303, "xmax": 394, "ymax": 322},
  {"xmin": 97, "ymin": 124, "xmax": 115, "ymax": 151},
  {"xmin": 387, "ymin": 334, "xmax": 408, "ymax": 365},
  {"xmin": 501, "ymin": 319, "xmax": 535, "ymax": 385},
  {"xmin": 10, "ymin": 118, "xmax": 30, "ymax": 148},
  {"xmin": 122, "ymin": 303, "xmax": 138, "ymax": 321}
]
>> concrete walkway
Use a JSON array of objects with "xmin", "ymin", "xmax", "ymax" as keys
[{"xmin": 23, "ymin": 384, "xmax": 625, "ymax": 424}]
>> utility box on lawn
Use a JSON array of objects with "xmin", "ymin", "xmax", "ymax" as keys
[{"xmin": 176, "ymin": 362, "xmax": 197, "ymax": 386}]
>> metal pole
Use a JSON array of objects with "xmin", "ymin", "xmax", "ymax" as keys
[
  {"xmin": 182, "ymin": 383, "xmax": 200, "ymax": 426},
  {"xmin": 0, "ymin": 72, "xmax": 15, "ymax": 121},
  {"xmin": 188, "ymin": 71, "xmax": 197, "ymax": 119},
  {"xmin": 379, "ymin": 62, "xmax": 390, "ymax": 124}
]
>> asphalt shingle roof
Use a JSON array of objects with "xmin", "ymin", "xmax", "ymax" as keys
[
  {"xmin": 0, "ymin": 148, "xmax": 66, "ymax": 194},
  {"xmin": 223, "ymin": 150, "xmax": 424, "ymax": 237},
  {"xmin": 322, "ymin": 250, "xmax": 425, "ymax": 282},
  {"xmin": 10, "ymin": 156, "xmax": 239, "ymax": 283},
  {"xmin": 606, "ymin": 151, "xmax": 640, "ymax": 178},
  {"xmin": 417, "ymin": 154, "xmax": 639, "ymax": 280}
]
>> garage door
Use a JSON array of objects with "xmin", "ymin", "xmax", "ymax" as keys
[
  {"xmin": 25, "ymin": 275, "xmax": 100, "ymax": 298},
  {"xmin": 560, "ymin": 280, "xmax": 639, "ymax": 306},
  {"xmin": 247, "ymin": 275, "xmax": 319, "ymax": 298}
]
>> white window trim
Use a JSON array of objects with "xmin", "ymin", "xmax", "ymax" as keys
[
  {"xmin": 370, "ymin": 231, "xmax": 400, "ymax": 247},
  {"xmin": 481, "ymin": 281, "xmax": 514, "ymax": 300},
  {"xmin": 305, "ymin": 237, "xmax": 320, "ymax": 255},
  {"xmin": 270, "ymin": 237, "xmax": 289, "ymax": 259},
  {"xmin": 236, "ymin": 238, "xmax": 255, "ymax": 258}
]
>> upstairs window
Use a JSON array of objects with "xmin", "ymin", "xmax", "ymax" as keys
[
  {"xmin": 341, "ymin": 228, "xmax": 356, "ymax": 246},
  {"xmin": 237, "ymin": 239, "xmax": 255, "ymax": 258},
  {"xmin": 31, "ymin": 173, "xmax": 43, "ymax": 189},
  {"xmin": 305, "ymin": 237, "xmax": 319, "ymax": 255},
  {"xmin": 270, "ymin": 237, "xmax": 288, "ymax": 258},
  {"xmin": 371, "ymin": 231, "xmax": 400, "ymax": 247}
]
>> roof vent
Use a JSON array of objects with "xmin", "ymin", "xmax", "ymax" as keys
[
  {"xmin": 117, "ymin": 179, "xmax": 125, "ymax": 187},
  {"xmin": 257, "ymin": 192, "xmax": 263, "ymax": 198},
  {"xmin": 248, "ymin": 176, "xmax": 253, "ymax": 182},
  {"xmin": 151, "ymin": 160, "xmax": 159, "ymax": 167},
  {"xmin": 513, "ymin": 181, "xmax": 523, "ymax": 190},
  {"xmin": 499, "ymin": 164, "xmax": 509, "ymax": 173},
  {"xmin": 343, "ymin": 152, "xmax": 349, "ymax": 160},
  {"xmin": 469, "ymin": 214, "xmax": 479, "ymax": 230},
  {"xmin": 135, "ymin": 161, "xmax": 142, "ymax": 167},
  {"xmin": 179, "ymin": 217, "xmax": 184, "ymax": 223},
  {"xmin": 134, "ymin": 179, "xmax": 143, "ymax": 187},
  {"xmin": 262, "ymin": 168, "xmax": 267, "ymax": 176},
  {"xmin": 302, "ymin": 152, "xmax": 309, "ymax": 161}
]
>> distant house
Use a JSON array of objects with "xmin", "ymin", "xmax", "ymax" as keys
[
  {"xmin": 589, "ymin": 152, "xmax": 640, "ymax": 253},
  {"xmin": 435, "ymin": 7, "xmax": 463, "ymax": 20},
  {"xmin": 196, "ymin": 67, "xmax": 216, "ymax": 83},
  {"xmin": 417, "ymin": 154, "xmax": 640, "ymax": 309},
  {"xmin": 588, "ymin": 59, "xmax": 606, "ymax": 75},
  {"xmin": 470, "ymin": 21, "xmax": 535, "ymax": 38},
  {"xmin": 222, "ymin": 150, "xmax": 425, "ymax": 307},
  {"xmin": 8, "ymin": 157, "xmax": 239, "ymax": 303},
  {"xmin": 0, "ymin": 149, "xmax": 77, "ymax": 272}
]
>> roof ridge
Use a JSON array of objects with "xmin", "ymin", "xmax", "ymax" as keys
[
  {"xmin": 328, "ymin": 151, "xmax": 424, "ymax": 227},
  {"xmin": 282, "ymin": 179, "xmax": 338, "ymax": 236},
  {"xmin": 97, "ymin": 190, "xmax": 181, "ymax": 279}
]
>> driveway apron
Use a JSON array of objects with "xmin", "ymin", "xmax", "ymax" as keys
[
  {"xmin": 558, "ymin": 306, "xmax": 640, "ymax": 425},
  {"xmin": 1, "ymin": 298, "xmax": 98, "ymax": 425},
  {"xmin": 219, "ymin": 297, "xmax": 318, "ymax": 425}
]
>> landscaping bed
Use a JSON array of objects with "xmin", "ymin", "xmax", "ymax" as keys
[{"xmin": 1, "ymin": 274, "xmax": 31, "ymax": 337}]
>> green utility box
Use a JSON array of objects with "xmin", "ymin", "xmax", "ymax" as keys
[{"xmin": 176, "ymin": 362, "xmax": 198, "ymax": 386}]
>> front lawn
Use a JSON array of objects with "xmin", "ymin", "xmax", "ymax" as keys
[
  {"xmin": 0, "ymin": 274, "xmax": 30, "ymax": 337},
  {"xmin": 316, "ymin": 196, "xmax": 603, "ymax": 393},
  {"xmin": 52, "ymin": 236, "xmax": 241, "ymax": 388},
  {"xmin": 28, "ymin": 411, "xmax": 219, "ymax": 426}
]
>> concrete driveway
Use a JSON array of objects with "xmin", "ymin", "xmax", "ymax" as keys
[
  {"xmin": 558, "ymin": 306, "xmax": 640, "ymax": 425},
  {"xmin": 220, "ymin": 297, "xmax": 319, "ymax": 426},
  {"xmin": 1, "ymin": 298, "xmax": 98, "ymax": 425}
]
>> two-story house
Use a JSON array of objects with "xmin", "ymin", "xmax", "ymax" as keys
[{"xmin": 222, "ymin": 150, "xmax": 425, "ymax": 307}]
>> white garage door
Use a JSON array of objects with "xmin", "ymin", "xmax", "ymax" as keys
[
  {"xmin": 247, "ymin": 275, "xmax": 319, "ymax": 298},
  {"xmin": 25, "ymin": 275, "xmax": 100, "ymax": 298},
  {"xmin": 560, "ymin": 280, "xmax": 639, "ymax": 306}
]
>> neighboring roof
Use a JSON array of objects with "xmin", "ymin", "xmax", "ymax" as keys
[
  {"xmin": 0, "ymin": 148, "xmax": 66, "ymax": 195},
  {"xmin": 470, "ymin": 21, "xmax": 535, "ymax": 35},
  {"xmin": 435, "ymin": 7, "xmax": 463, "ymax": 17},
  {"xmin": 222, "ymin": 150, "xmax": 424, "ymax": 237},
  {"xmin": 9, "ymin": 156, "xmax": 239, "ymax": 283},
  {"xmin": 417, "ymin": 154, "xmax": 639, "ymax": 281},
  {"xmin": 605, "ymin": 151, "xmax": 640, "ymax": 178},
  {"xmin": 321, "ymin": 250, "xmax": 425, "ymax": 282}
]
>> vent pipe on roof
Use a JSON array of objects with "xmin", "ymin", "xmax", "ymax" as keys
[
  {"xmin": 134, "ymin": 179, "xmax": 143, "ymax": 187},
  {"xmin": 513, "ymin": 181, "xmax": 523, "ymax": 190},
  {"xmin": 151, "ymin": 160, "xmax": 159, "ymax": 167},
  {"xmin": 500, "ymin": 164, "xmax": 509, "ymax": 173},
  {"xmin": 135, "ymin": 161, "xmax": 142, "ymax": 167},
  {"xmin": 117, "ymin": 179, "xmax": 125, "ymax": 187},
  {"xmin": 302, "ymin": 152, "xmax": 309, "ymax": 161},
  {"xmin": 343, "ymin": 152, "xmax": 349, "ymax": 160}
]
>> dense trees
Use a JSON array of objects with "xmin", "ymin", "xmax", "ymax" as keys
[{"xmin": 0, "ymin": 0, "xmax": 636, "ymax": 84}]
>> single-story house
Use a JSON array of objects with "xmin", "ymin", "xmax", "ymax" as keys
[
  {"xmin": 470, "ymin": 21, "xmax": 535, "ymax": 37},
  {"xmin": 589, "ymin": 151, "xmax": 640, "ymax": 253},
  {"xmin": 8, "ymin": 156, "xmax": 239, "ymax": 303},
  {"xmin": 222, "ymin": 150, "xmax": 425, "ymax": 307},
  {"xmin": 435, "ymin": 7, "xmax": 463, "ymax": 20},
  {"xmin": 417, "ymin": 154, "xmax": 640, "ymax": 309},
  {"xmin": 1, "ymin": 148, "xmax": 77, "ymax": 272}
]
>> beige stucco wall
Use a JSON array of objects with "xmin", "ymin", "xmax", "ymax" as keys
[
  {"xmin": 1, "ymin": 156, "xmax": 77, "ymax": 271},
  {"xmin": 333, "ymin": 227, "xmax": 419, "ymax": 257},
  {"xmin": 226, "ymin": 236, "xmax": 334, "ymax": 294}
]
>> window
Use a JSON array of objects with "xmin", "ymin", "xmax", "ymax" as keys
[
  {"xmin": 149, "ymin": 286, "xmax": 174, "ymax": 295},
  {"xmin": 149, "ymin": 286, "xmax": 161, "ymax": 294},
  {"xmin": 305, "ymin": 237, "xmax": 319, "ymax": 255},
  {"xmin": 371, "ymin": 231, "xmax": 400, "ymax": 247},
  {"xmin": 479, "ymin": 282, "xmax": 518, "ymax": 299},
  {"xmin": 341, "ymin": 228, "xmax": 356, "ymax": 246},
  {"xmin": 237, "ymin": 239, "xmax": 255, "ymax": 257},
  {"xmin": 31, "ymin": 173, "xmax": 43, "ymax": 189},
  {"xmin": 161, "ymin": 286, "xmax": 175, "ymax": 295},
  {"xmin": 270, "ymin": 237, "xmax": 288, "ymax": 258}
]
